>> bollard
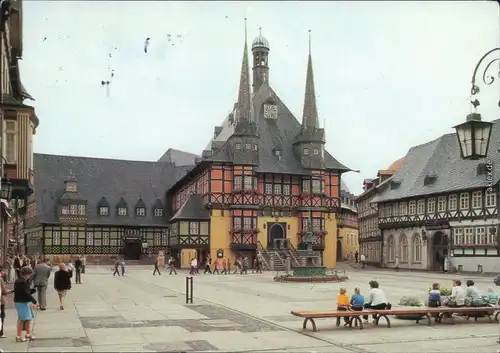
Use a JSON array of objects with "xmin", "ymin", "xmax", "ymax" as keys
[
  {"xmin": 457, "ymin": 264, "xmax": 463, "ymax": 273},
  {"xmin": 185, "ymin": 276, "xmax": 194, "ymax": 304},
  {"xmin": 478, "ymin": 264, "xmax": 483, "ymax": 274}
]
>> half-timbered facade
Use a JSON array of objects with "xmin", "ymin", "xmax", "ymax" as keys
[
  {"xmin": 355, "ymin": 158, "xmax": 403, "ymax": 265},
  {"xmin": 28, "ymin": 29, "xmax": 353, "ymax": 267},
  {"xmin": 1, "ymin": 0, "xmax": 39, "ymax": 257},
  {"xmin": 25, "ymin": 152, "xmax": 190, "ymax": 263},
  {"xmin": 166, "ymin": 31, "xmax": 351, "ymax": 269},
  {"xmin": 373, "ymin": 124, "xmax": 500, "ymax": 273}
]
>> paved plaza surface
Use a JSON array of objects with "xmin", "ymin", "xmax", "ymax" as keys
[{"xmin": 1, "ymin": 265, "xmax": 499, "ymax": 352}]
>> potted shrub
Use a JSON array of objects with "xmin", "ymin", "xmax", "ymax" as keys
[
  {"xmin": 395, "ymin": 296, "xmax": 426, "ymax": 320},
  {"xmin": 428, "ymin": 286, "xmax": 451, "ymax": 304}
]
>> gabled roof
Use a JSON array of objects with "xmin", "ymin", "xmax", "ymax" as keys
[
  {"xmin": 170, "ymin": 194, "xmax": 210, "ymax": 221},
  {"xmin": 33, "ymin": 153, "xmax": 188, "ymax": 226},
  {"xmin": 374, "ymin": 118, "xmax": 500, "ymax": 203},
  {"xmin": 203, "ymin": 83, "xmax": 350, "ymax": 175}
]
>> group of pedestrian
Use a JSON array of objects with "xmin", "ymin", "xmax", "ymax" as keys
[
  {"xmin": 0, "ymin": 254, "xmax": 86, "ymax": 343},
  {"xmin": 113, "ymin": 258, "xmax": 126, "ymax": 276},
  {"xmin": 153, "ymin": 256, "xmax": 177, "ymax": 275}
]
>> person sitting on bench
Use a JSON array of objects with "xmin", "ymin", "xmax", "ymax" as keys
[
  {"xmin": 363, "ymin": 280, "xmax": 390, "ymax": 324},
  {"xmin": 428, "ymin": 282, "xmax": 441, "ymax": 308},
  {"xmin": 445, "ymin": 279, "xmax": 465, "ymax": 307}
]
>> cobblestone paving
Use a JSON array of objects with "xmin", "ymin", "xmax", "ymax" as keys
[{"xmin": 0, "ymin": 265, "xmax": 498, "ymax": 352}]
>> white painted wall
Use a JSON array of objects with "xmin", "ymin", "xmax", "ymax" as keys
[{"xmin": 451, "ymin": 256, "xmax": 500, "ymax": 273}]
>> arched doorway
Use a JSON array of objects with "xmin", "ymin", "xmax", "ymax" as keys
[
  {"xmin": 431, "ymin": 231, "xmax": 449, "ymax": 271},
  {"xmin": 337, "ymin": 239, "xmax": 342, "ymax": 261},
  {"xmin": 268, "ymin": 223, "xmax": 285, "ymax": 248}
]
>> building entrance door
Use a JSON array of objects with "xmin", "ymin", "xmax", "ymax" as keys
[
  {"xmin": 124, "ymin": 241, "xmax": 141, "ymax": 260},
  {"xmin": 268, "ymin": 223, "xmax": 286, "ymax": 248},
  {"xmin": 337, "ymin": 239, "xmax": 343, "ymax": 261},
  {"xmin": 431, "ymin": 231, "xmax": 448, "ymax": 271}
]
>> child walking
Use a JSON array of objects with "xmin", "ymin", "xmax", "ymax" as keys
[{"xmin": 336, "ymin": 287, "xmax": 350, "ymax": 326}]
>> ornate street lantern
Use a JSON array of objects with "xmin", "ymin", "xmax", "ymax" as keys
[
  {"xmin": 454, "ymin": 112, "xmax": 493, "ymax": 160},
  {"xmin": 0, "ymin": 178, "xmax": 13, "ymax": 200}
]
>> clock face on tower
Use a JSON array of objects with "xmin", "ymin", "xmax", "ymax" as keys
[{"xmin": 263, "ymin": 104, "xmax": 278, "ymax": 120}]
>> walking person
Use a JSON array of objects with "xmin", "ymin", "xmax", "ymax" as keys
[
  {"xmin": 13, "ymin": 255, "xmax": 24, "ymax": 280},
  {"xmin": 189, "ymin": 258, "xmax": 197, "ymax": 275},
  {"xmin": 240, "ymin": 257, "xmax": 248, "ymax": 275},
  {"xmin": 14, "ymin": 267, "xmax": 38, "ymax": 342},
  {"xmin": 120, "ymin": 259, "xmax": 125, "ymax": 276},
  {"xmin": 74, "ymin": 256, "xmax": 83, "ymax": 284},
  {"xmin": 81, "ymin": 255, "xmax": 87, "ymax": 274},
  {"xmin": 220, "ymin": 258, "xmax": 228, "ymax": 275},
  {"xmin": 233, "ymin": 258, "xmax": 241, "ymax": 274},
  {"xmin": 112, "ymin": 259, "xmax": 121, "ymax": 276},
  {"xmin": 153, "ymin": 258, "xmax": 161, "ymax": 276},
  {"xmin": 213, "ymin": 257, "xmax": 220, "ymax": 275},
  {"xmin": 167, "ymin": 257, "xmax": 177, "ymax": 275},
  {"xmin": 32, "ymin": 258, "xmax": 52, "ymax": 311},
  {"xmin": 66, "ymin": 260, "xmax": 74, "ymax": 280},
  {"xmin": 360, "ymin": 253, "xmax": 366, "ymax": 268},
  {"xmin": 203, "ymin": 256, "xmax": 212, "ymax": 274},
  {"xmin": 54, "ymin": 263, "xmax": 72, "ymax": 310},
  {"xmin": 355, "ymin": 251, "xmax": 359, "ymax": 264},
  {"xmin": 394, "ymin": 256, "xmax": 400, "ymax": 271},
  {"xmin": 444, "ymin": 257, "xmax": 450, "ymax": 273}
]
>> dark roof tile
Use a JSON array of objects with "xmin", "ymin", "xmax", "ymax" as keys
[{"xmin": 170, "ymin": 194, "xmax": 209, "ymax": 221}]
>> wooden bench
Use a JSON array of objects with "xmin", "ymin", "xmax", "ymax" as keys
[{"xmin": 291, "ymin": 306, "xmax": 500, "ymax": 332}]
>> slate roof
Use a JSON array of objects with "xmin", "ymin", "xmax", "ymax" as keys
[
  {"xmin": 171, "ymin": 194, "xmax": 210, "ymax": 221},
  {"xmin": 158, "ymin": 148, "xmax": 199, "ymax": 166},
  {"xmin": 374, "ymin": 118, "xmax": 500, "ymax": 203},
  {"xmin": 203, "ymin": 83, "xmax": 350, "ymax": 175},
  {"xmin": 32, "ymin": 153, "xmax": 189, "ymax": 226}
]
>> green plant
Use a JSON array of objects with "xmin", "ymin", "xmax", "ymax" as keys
[
  {"xmin": 427, "ymin": 286, "xmax": 452, "ymax": 296},
  {"xmin": 399, "ymin": 296, "xmax": 422, "ymax": 307}
]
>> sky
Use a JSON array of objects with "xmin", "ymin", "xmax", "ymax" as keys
[{"xmin": 21, "ymin": 1, "xmax": 499, "ymax": 195}]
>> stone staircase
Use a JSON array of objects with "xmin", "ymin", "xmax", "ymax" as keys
[
  {"xmin": 257, "ymin": 241, "xmax": 286, "ymax": 271},
  {"xmin": 257, "ymin": 240, "xmax": 322, "ymax": 271}
]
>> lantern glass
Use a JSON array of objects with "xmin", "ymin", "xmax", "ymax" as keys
[
  {"xmin": 0, "ymin": 178, "xmax": 13, "ymax": 200},
  {"xmin": 454, "ymin": 113, "xmax": 493, "ymax": 160}
]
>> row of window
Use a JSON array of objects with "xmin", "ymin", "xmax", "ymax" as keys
[
  {"xmin": 359, "ymin": 217, "xmax": 377, "ymax": 236},
  {"xmin": 99, "ymin": 206, "xmax": 163, "ymax": 217},
  {"xmin": 346, "ymin": 233, "xmax": 358, "ymax": 246},
  {"xmin": 61, "ymin": 204, "xmax": 86, "ymax": 216},
  {"xmin": 387, "ymin": 234, "xmax": 423, "ymax": 263},
  {"xmin": 303, "ymin": 147, "xmax": 324, "ymax": 157},
  {"xmin": 51, "ymin": 231, "xmax": 168, "ymax": 246},
  {"xmin": 235, "ymin": 143, "xmax": 258, "ymax": 151},
  {"xmin": 380, "ymin": 190, "xmax": 496, "ymax": 218},
  {"xmin": 452, "ymin": 227, "xmax": 497, "ymax": 246},
  {"xmin": 233, "ymin": 176, "xmax": 325, "ymax": 194}
]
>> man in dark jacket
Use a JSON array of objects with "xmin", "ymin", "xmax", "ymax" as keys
[
  {"xmin": 32, "ymin": 258, "xmax": 52, "ymax": 310},
  {"xmin": 74, "ymin": 257, "xmax": 83, "ymax": 284}
]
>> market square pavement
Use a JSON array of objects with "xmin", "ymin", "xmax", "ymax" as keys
[{"xmin": 0, "ymin": 264, "xmax": 499, "ymax": 352}]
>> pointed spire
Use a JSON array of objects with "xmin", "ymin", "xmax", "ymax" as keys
[
  {"xmin": 302, "ymin": 30, "xmax": 319, "ymax": 130},
  {"xmin": 236, "ymin": 18, "xmax": 252, "ymax": 123}
]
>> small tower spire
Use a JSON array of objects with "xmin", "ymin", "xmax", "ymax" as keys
[
  {"xmin": 302, "ymin": 29, "xmax": 319, "ymax": 130},
  {"xmin": 236, "ymin": 18, "xmax": 252, "ymax": 124}
]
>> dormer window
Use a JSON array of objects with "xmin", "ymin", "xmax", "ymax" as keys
[
  {"xmin": 118, "ymin": 207, "xmax": 127, "ymax": 216},
  {"xmin": 245, "ymin": 143, "xmax": 251, "ymax": 151},
  {"xmin": 313, "ymin": 149, "xmax": 319, "ymax": 155},
  {"xmin": 154, "ymin": 208, "xmax": 163, "ymax": 217},
  {"xmin": 253, "ymin": 144, "xmax": 258, "ymax": 151},
  {"xmin": 70, "ymin": 204, "xmax": 77, "ymax": 215},
  {"xmin": 62, "ymin": 206, "xmax": 69, "ymax": 215},
  {"xmin": 235, "ymin": 143, "xmax": 241, "ymax": 150},
  {"xmin": 303, "ymin": 148, "xmax": 309, "ymax": 156},
  {"xmin": 99, "ymin": 206, "xmax": 109, "ymax": 216},
  {"xmin": 78, "ymin": 204, "xmax": 86, "ymax": 215},
  {"xmin": 66, "ymin": 182, "xmax": 77, "ymax": 192},
  {"xmin": 136, "ymin": 207, "xmax": 145, "ymax": 216}
]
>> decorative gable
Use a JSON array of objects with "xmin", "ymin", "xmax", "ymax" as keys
[{"xmin": 59, "ymin": 174, "xmax": 87, "ymax": 222}]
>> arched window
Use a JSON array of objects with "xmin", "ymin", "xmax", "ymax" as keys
[
  {"xmin": 413, "ymin": 234, "xmax": 422, "ymax": 262},
  {"xmin": 401, "ymin": 235, "xmax": 408, "ymax": 262},
  {"xmin": 388, "ymin": 235, "xmax": 395, "ymax": 262}
]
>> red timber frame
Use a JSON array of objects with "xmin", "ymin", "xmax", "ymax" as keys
[
  {"xmin": 230, "ymin": 209, "xmax": 259, "ymax": 245},
  {"xmin": 172, "ymin": 168, "xmax": 210, "ymax": 214},
  {"xmin": 297, "ymin": 211, "xmax": 327, "ymax": 245}
]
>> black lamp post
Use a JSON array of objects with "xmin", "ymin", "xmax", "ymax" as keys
[{"xmin": 454, "ymin": 48, "xmax": 499, "ymax": 160}]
